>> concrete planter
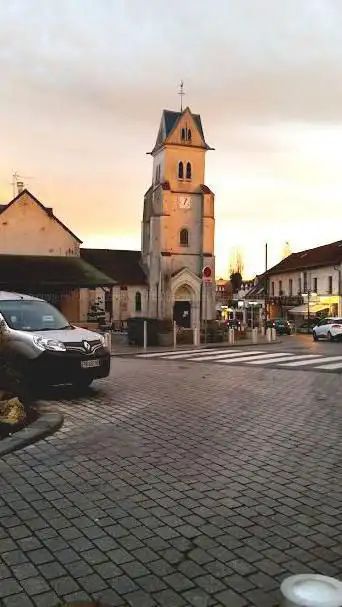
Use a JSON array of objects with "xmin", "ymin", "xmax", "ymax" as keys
[{"xmin": 158, "ymin": 332, "xmax": 173, "ymax": 347}]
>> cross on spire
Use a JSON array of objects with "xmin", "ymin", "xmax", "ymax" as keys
[{"xmin": 178, "ymin": 80, "xmax": 185, "ymax": 112}]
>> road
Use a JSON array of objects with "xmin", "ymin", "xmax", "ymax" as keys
[
  {"xmin": 0, "ymin": 340, "xmax": 342, "ymax": 607},
  {"xmin": 119, "ymin": 334, "xmax": 342, "ymax": 374}
]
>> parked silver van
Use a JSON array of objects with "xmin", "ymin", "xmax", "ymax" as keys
[{"xmin": 0, "ymin": 292, "xmax": 111, "ymax": 389}]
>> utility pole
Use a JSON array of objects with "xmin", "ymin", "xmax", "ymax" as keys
[
  {"xmin": 264, "ymin": 243, "xmax": 268, "ymax": 333},
  {"xmin": 334, "ymin": 266, "xmax": 341, "ymax": 316}
]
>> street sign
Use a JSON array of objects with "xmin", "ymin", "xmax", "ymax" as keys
[{"xmin": 202, "ymin": 266, "xmax": 212, "ymax": 283}]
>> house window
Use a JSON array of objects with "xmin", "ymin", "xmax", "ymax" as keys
[
  {"xmin": 279, "ymin": 280, "xmax": 282, "ymax": 296},
  {"xmin": 289, "ymin": 279, "xmax": 293, "ymax": 296},
  {"xmin": 181, "ymin": 128, "xmax": 186, "ymax": 140},
  {"xmin": 178, "ymin": 161, "xmax": 184, "ymax": 179},
  {"xmin": 271, "ymin": 281, "xmax": 275, "ymax": 296},
  {"xmin": 328, "ymin": 275, "xmax": 333, "ymax": 294},
  {"xmin": 155, "ymin": 165, "xmax": 161, "ymax": 183},
  {"xmin": 313, "ymin": 277, "xmax": 317, "ymax": 293},
  {"xmin": 187, "ymin": 129, "xmax": 192, "ymax": 141},
  {"xmin": 180, "ymin": 228, "xmax": 189, "ymax": 247},
  {"xmin": 303, "ymin": 271, "xmax": 308, "ymax": 293},
  {"xmin": 298, "ymin": 276, "xmax": 302, "ymax": 294},
  {"xmin": 186, "ymin": 162, "xmax": 192, "ymax": 180},
  {"xmin": 135, "ymin": 291, "xmax": 142, "ymax": 312}
]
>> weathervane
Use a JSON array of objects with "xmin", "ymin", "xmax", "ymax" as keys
[{"xmin": 178, "ymin": 80, "xmax": 185, "ymax": 112}]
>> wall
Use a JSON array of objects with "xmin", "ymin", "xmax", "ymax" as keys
[{"xmin": 0, "ymin": 192, "xmax": 80, "ymax": 256}]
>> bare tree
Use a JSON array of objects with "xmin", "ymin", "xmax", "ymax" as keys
[
  {"xmin": 282, "ymin": 241, "xmax": 292, "ymax": 259},
  {"xmin": 229, "ymin": 248, "xmax": 245, "ymax": 294}
]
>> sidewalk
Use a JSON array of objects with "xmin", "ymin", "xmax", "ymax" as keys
[{"xmin": 111, "ymin": 335, "xmax": 281, "ymax": 355}]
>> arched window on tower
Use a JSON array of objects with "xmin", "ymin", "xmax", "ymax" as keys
[
  {"xmin": 178, "ymin": 161, "xmax": 184, "ymax": 179},
  {"xmin": 187, "ymin": 129, "xmax": 192, "ymax": 141},
  {"xmin": 186, "ymin": 162, "xmax": 192, "ymax": 180},
  {"xmin": 181, "ymin": 128, "xmax": 186, "ymax": 140},
  {"xmin": 180, "ymin": 228, "xmax": 189, "ymax": 247},
  {"xmin": 135, "ymin": 291, "xmax": 142, "ymax": 312}
]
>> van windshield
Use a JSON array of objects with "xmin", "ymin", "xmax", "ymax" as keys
[{"xmin": 0, "ymin": 300, "xmax": 71, "ymax": 332}]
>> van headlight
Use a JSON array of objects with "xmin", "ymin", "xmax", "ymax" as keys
[
  {"xmin": 33, "ymin": 336, "xmax": 66, "ymax": 352},
  {"xmin": 99, "ymin": 334, "xmax": 105, "ymax": 346}
]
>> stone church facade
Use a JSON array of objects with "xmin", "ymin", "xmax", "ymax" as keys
[
  {"xmin": 140, "ymin": 106, "xmax": 216, "ymax": 328},
  {"xmin": 21, "ymin": 104, "xmax": 216, "ymax": 327}
]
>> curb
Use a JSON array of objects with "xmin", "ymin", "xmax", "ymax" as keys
[
  {"xmin": 111, "ymin": 339, "xmax": 283, "ymax": 357},
  {"xmin": 0, "ymin": 402, "xmax": 64, "ymax": 457}
]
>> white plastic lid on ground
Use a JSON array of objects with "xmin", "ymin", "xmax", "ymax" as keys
[{"xmin": 281, "ymin": 574, "xmax": 342, "ymax": 607}]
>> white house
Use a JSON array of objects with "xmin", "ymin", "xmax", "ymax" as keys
[{"xmin": 266, "ymin": 240, "xmax": 342, "ymax": 322}]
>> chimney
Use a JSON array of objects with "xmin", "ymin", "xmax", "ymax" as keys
[{"xmin": 17, "ymin": 181, "xmax": 24, "ymax": 194}]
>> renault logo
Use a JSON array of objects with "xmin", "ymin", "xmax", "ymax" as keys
[{"xmin": 83, "ymin": 341, "xmax": 91, "ymax": 353}]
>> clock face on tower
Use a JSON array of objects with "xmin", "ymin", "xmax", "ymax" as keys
[{"xmin": 178, "ymin": 195, "xmax": 192, "ymax": 210}]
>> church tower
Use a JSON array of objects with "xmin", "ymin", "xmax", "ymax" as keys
[{"xmin": 141, "ymin": 104, "xmax": 215, "ymax": 328}]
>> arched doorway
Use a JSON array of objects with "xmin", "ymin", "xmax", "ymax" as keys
[{"xmin": 173, "ymin": 284, "xmax": 192, "ymax": 328}]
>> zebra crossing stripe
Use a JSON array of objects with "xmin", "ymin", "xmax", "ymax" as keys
[
  {"xmin": 247, "ymin": 354, "xmax": 321, "ymax": 365},
  {"xmin": 189, "ymin": 350, "xmax": 265, "ymax": 362},
  {"xmin": 218, "ymin": 352, "xmax": 293, "ymax": 364},
  {"xmin": 280, "ymin": 355, "xmax": 342, "ymax": 367},
  {"xmin": 138, "ymin": 347, "xmax": 233, "ymax": 358},
  {"xmin": 154, "ymin": 348, "xmax": 242, "ymax": 360},
  {"xmin": 314, "ymin": 361, "xmax": 342, "ymax": 370}
]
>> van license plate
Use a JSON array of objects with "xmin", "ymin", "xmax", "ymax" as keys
[{"xmin": 81, "ymin": 359, "xmax": 100, "ymax": 369}]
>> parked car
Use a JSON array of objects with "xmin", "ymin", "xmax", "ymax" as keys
[
  {"xmin": 224, "ymin": 319, "xmax": 242, "ymax": 330},
  {"xmin": 312, "ymin": 317, "xmax": 342, "ymax": 342},
  {"xmin": 266, "ymin": 318, "xmax": 292, "ymax": 335},
  {"xmin": 0, "ymin": 292, "xmax": 111, "ymax": 389}
]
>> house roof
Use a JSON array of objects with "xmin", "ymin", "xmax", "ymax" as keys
[
  {"xmin": 0, "ymin": 255, "xmax": 115, "ymax": 290},
  {"xmin": 267, "ymin": 240, "xmax": 342, "ymax": 275},
  {"xmin": 81, "ymin": 249, "xmax": 147, "ymax": 285},
  {"xmin": 0, "ymin": 189, "xmax": 82, "ymax": 243}
]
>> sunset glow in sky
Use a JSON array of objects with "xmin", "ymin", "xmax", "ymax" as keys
[{"xmin": 1, "ymin": 0, "xmax": 342, "ymax": 277}]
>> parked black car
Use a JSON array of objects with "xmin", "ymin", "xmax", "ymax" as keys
[{"xmin": 266, "ymin": 318, "xmax": 292, "ymax": 335}]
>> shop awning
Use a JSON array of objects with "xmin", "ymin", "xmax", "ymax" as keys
[
  {"xmin": 288, "ymin": 303, "xmax": 329, "ymax": 315},
  {"xmin": 0, "ymin": 254, "xmax": 116, "ymax": 290}
]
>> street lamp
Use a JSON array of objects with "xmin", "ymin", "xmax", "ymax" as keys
[{"xmin": 302, "ymin": 290, "xmax": 317, "ymax": 334}]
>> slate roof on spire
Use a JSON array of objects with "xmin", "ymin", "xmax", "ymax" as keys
[{"xmin": 152, "ymin": 107, "xmax": 212, "ymax": 152}]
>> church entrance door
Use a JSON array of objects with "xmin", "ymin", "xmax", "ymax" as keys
[{"xmin": 173, "ymin": 301, "xmax": 191, "ymax": 328}]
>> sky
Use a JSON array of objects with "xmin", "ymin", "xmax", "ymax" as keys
[{"xmin": 1, "ymin": 0, "xmax": 342, "ymax": 278}]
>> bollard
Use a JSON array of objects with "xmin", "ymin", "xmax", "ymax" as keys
[
  {"xmin": 266, "ymin": 327, "xmax": 272, "ymax": 342},
  {"xmin": 271, "ymin": 327, "xmax": 277, "ymax": 341},
  {"xmin": 173, "ymin": 321, "xmax": 177, "ymax": 349},
  {"xmin": 228, "ymin": 328, "xmax": 235, "ymax": 345},
  {"xmin": 143, "ymin": 320, "xmax": 147, "ymax": 350},
  {"xmin": 280, "ymin": 574, "xmax": 342, "ymax": 607},
  {"xmin": 252, "ymin": 327, "xmax": 258, "ymax": 344},
  {"xmin": 193, "ymin": 327, "xmax": 200, "ymax": 347},
  {"xmin": 104, "ymin": 332, "xmax": 112, "ymax": 351}
]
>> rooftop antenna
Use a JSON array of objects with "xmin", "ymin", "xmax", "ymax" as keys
[
  {"xmin": 178, "ymin": 80, "xmax": 185, "ymax": 112},
  {"xmin": 11, "ymin": 171, "xmax": 33, "ymax": 198}
]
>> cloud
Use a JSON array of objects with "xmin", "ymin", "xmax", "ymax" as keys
[{"xmin": 1, "ymin": 0, "xmax": 342, "ymax": 277}]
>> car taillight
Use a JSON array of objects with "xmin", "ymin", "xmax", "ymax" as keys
[{"xmin": 332, "ymin": 324, "xmax": 342, "ymax": 328}]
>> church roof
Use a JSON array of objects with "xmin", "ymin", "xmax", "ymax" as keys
[
  {"xmin": 163, "ymin": 109, "xmax": 205, "ymax": 140},
  {"xmin": 81, "ymin": 248, "xmax": 147, "ymax": 285},
  {"xmin": 153, "ymin": 107, "xmax": 211, "ymax": 152}
]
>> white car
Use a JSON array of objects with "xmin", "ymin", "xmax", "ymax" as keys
[{"xmin": 312, "ymin": 317, "xmax": 342, "ymax": 342}]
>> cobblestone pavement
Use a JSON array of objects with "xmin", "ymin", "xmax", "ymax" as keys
[{"xmin": 1, "ymin": 359, "xmax": 342, "ymax": 607}]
